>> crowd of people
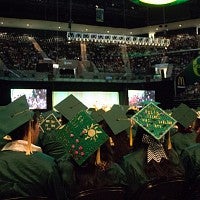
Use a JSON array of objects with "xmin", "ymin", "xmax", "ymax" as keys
[
  {"xmin": 0, "ymin": 30, "xmax": 199, "ymax": 79},
  {"xmin": 0, "ymin": 32, "xmax": 41, "ymax": 71},
  {"xmin": 1, "ymin": 95, "xmax": 200, "ymax": 199}
]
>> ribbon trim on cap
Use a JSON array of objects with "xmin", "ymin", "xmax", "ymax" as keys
[{"xmin": 142, "ymin": 134, "xmax": 168, "ymax": 163}]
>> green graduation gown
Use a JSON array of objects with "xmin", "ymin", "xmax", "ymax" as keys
[
  {"xmin": 181, "ymin": 143, "xmax": 200, "ymax": 183},
  {"xmin": 71, "ymin": 162, "xmax": 128, "ymax": 196},
  {"xmin": 120, "ymin": 147, "xmax": 184, "ymax": 196},
  {"xmin": 36, "ymin": 131, "xmax": 75, "ymax": 192},
  {"xmin": 0, "ymin": 142, "xmax": 67, "ymax": 199},
  {"xmin": 171, "ymin": 131, "xmax": 197, "ymax": 156}
]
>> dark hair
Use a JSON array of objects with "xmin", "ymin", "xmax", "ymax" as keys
[
  {"xmin": 193, "ymin": 118, "xmax": 200, "ymax": 132},
  {"xmin": 132, "ymin": 126, "xmax": 146, "ymax": 151},
  {"xmin": 133, "ymin": 126, "xmax": 184, "ymax": 180},
  {"xmin": 61, "ymin": 115, "xmax": 69, "ymax": 125},
  {"xmin": 176, "ymin": 122, "xmax": 192, "ymax": 134},
  {"xmin": 196, "ymin": 133, "xmax": 200, "ymax": 143},
  {"xmin": 74, "ymin": 140, "xmax": 114, "ymax": 190},
  {"xmin": 101, "ymin": 120, "xmax": 132, "ymax": 162},
  {"xmin": 9, "ymin": 113, "xmax": 38, "ymax": 141}
]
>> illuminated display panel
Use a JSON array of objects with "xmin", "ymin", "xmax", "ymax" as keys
[
  {"xmin": 128, "ymin": 90, "xmax": 155, "ymax": 107},
  {"xmin": 10, "ymin": 89, "xmax": 47, "ymax": 110},
  {"xmin": 52, "ymin": 91, "xmax": 120, "ymax": 110}
]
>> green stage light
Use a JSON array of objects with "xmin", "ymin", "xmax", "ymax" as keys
[{"xmin": 130, "ymin": 0, "xmax": 189, "ymax": 6}]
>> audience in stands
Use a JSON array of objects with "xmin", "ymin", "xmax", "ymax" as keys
[
  {"xmin": 0, "ymin": 29, "xmax": 199, "ymax": 82},
  {"xmin": 0, "ymin": 32, "xmax": 41, "ymax": 71}
]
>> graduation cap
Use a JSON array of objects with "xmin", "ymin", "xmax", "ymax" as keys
[
  {"xmin": 132, "ymin": 102, "xmax": 177, "ymax": 140},
  {"xmin": 87, "ymin": 107, "xmax": 96, "ymax": 114},
  {"xmin": 41, "ymin": 110, "xmax": 61, "ymax": 119},
  {"xmin": 172, "ymin": 103, "xmax": 197, "ymax": 128},
  {"xmin": 111, "ymin": 104, "xmax": 129, "ymax": 112},
  {"xmin": 55, "ymin": 110, "xmax": 109, "ymax": 166},
  {"xmin": 139, "ymin": 100, "xmax": 160, "ymax": 107},
  {"xmin": 90, "ymin": 108, "xmax": 105, "ymax": 123},
  {"xmin": 0, "ymin": 95, "xmax": 33, "ymax": 155},
  {"xmin": 39, "ymin": 112, "xmax": 62, "ymax": 133},
  {"xmin": 0, "ymin": 95, "xmax": 33, "ymax": 136},
  {"xmin": 54, "ymin": 94, "xmax": 88, "ymax": 121},
  {"xmin": 102, "ymin": 105, "xmax": 131, "ymax": 136}
]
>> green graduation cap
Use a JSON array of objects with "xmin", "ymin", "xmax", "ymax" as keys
[
  {"xmin": 41, "ymin": 110, "xmax": 61, "ymax": 119},
  {"xmin": 111, "ymin": 104, "xmax": 129, "ymax": 112},
  {"xmin": 39, "ymin": 113, "xmax": 62, "ymax": 133},
  {"xmin": 54, "ymin": 94, "xmax": 88, "ymax": 121},
  {"xmin": 164, "ymin": 109, "xmax": 172, "ymax": 116},
  {"xmin": 132, "ymin": 102, "xmax": 177, "ymax": 140},
  {"xmin": 90, "ymin": 108, "xmax": 105, "ymax": 123},
  {"xmin": 172, "ymin": 103, "xmax": 197, "ymax": 128},
  {"xmin": 55, "ymin": 110, "xmax": 109, "ymax": 166},
  {"xmin": 102, "ymin": 105, "xmax": 131, "ymax": 135},
  {"xmin": 0, "ymin": 95, "xmax": 33, "ymax": 136},
  {"xmin": 139, "ymin": 100, "xmax": 160, "ymax": 107},
  {"xmin": 87, "ymin": 107, "xmax": 96, "ymax": 115}
]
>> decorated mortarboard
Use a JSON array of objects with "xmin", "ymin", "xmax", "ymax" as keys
[
  {"xmin": 0, "ymin": 95, "xmax": 33, "ymax": 136},
  {"xmin": 39, "ymin": 112, "xmax": 62, "ymax": 133},
  {"xmin": 55, "ymin": 110, "xmax": 109, "ymax": 166},
  {"xmin": 54, "ymin": 94, "xmax": 88, "ymax": 121},
  {"xmin": 102, "ymin": 105, "xmax": 131, "ymax": 135},
  {"xmin": 172, "ymin": 103, "xmax": 197, "ymax": 128},
  {"xmin": 139, "ymin": 100, "xmax": 160, "ymax": 107},
  {"xmin": 41, "ymin": 110, "xmax": 61, "ymax": 119},
  {"xmin": 132, "ymin": 102, "xmax": 177, "ymax": 140}
]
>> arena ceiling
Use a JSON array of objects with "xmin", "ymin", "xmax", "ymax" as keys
[{"xmin": 0, "ymin": 0, "xmax": 199, "ymax": 29}]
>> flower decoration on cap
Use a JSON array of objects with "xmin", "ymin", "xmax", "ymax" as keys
[{"xmin": 54, "ymin": 110, "xmax": 109, "ymax": 166}]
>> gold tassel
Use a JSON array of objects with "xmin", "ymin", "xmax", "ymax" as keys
[
  {"xmin": 109, "ymin": 137, "xmax": 115, "ymax": 146},
  {"xmin": 129, "ymin": 119, "xmax": 135, "ymax": 147},
  {"xmin": 167, "ymin": 131, "xmax": 172, "ymax": 150},
  {"xmin": 95, "ymin": 148, "xmax": 101, "ymax": 165},
  {"xmin": 26, "ymin": 121, "xmax": 33, "ymax": 155},
  {"xmin": 130, "ymin": 126, "xmax": 133, "ymax": 147}
]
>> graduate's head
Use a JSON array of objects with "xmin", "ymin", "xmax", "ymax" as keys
[
  {"xmin": 0, "ymin": 95, "xmax": 37, "ymax": 154},
  {"xmin": 54, "ymin": 94, "xmax": 87, "ymax": 123},
  {"xmin": 9, "ymin": 112, "xmax": 39, "ymax": 143},
  {"xmin": 172, "ymin": 103, "xmax": 197, "ymax": 134}
]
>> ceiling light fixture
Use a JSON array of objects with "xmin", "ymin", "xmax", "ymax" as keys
[{"xmin": 130, "ymin": 0, "xmax": 189, "ymax": 6}]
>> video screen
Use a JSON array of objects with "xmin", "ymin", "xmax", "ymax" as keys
[
  {"xmin": 10, "ymin": 89, "xmax": 47, "ymax": 110},
  {"xmin": 128, "ymin": 90, "xmax": 155, "ymax": 107},
  {"xmin": 52, "ymin": 91, "xmax": 120, "ymax": 111}
]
